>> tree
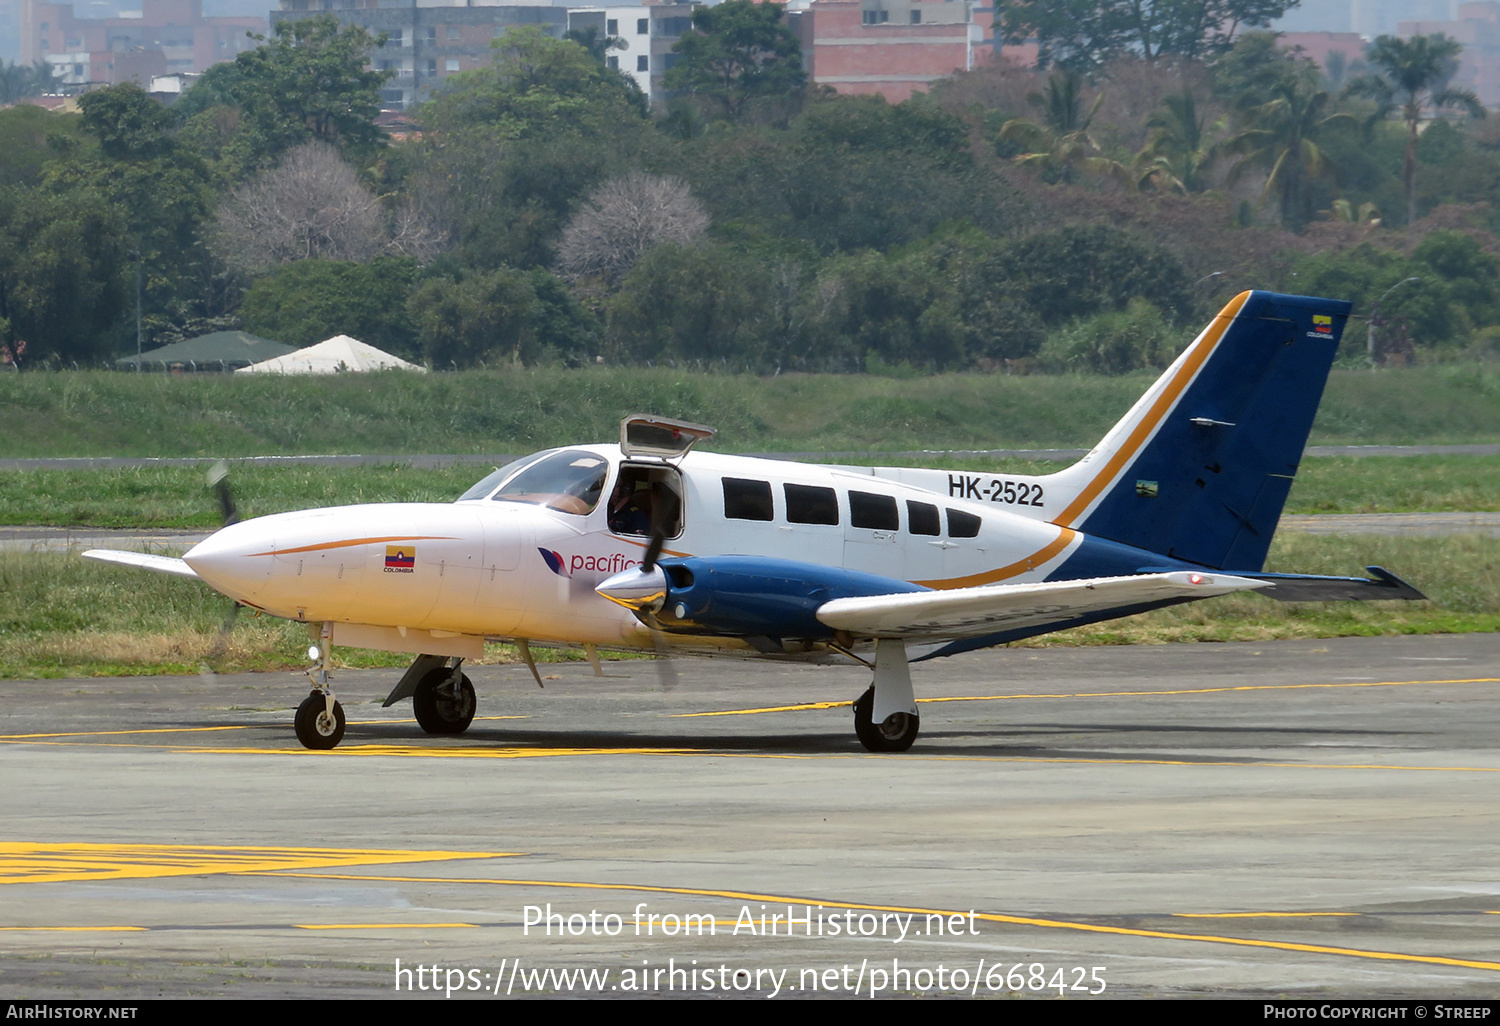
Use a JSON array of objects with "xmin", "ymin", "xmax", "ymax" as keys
[
  {"xmin": 412, "ymin": 28, "xmax": 653, "ymax": 269},
  {"xmin": 997, "ymin": 69, "xmax": 1113, "ymax": 184},
  {"xmin": 1225, "ymin": 79, "xmax": 1357, "ymax": 231},
  {"xmin": 998, "ymin": 0, "xmax": 1299, "ymax": 72},
  {"xmin": 1137, "ymin": 88, "xmax": 1219, "ymax": 192},
  {"xmin": 0, "ymin": 61, "xmax": 58, "ymax": 104},
  {"xmin": 78, "ymin": 82, "xmax": 179, "ymax": 162},
  {"xmin": 421, "ymin": 26, "xmax": 646, "ymax": 139},
  {"xmin": 49, "ymin": 84, "xmax": 217, "ymax": 339},
  {"xmin": 563, "ymin": 26, "xmax": 625, "ymax": 66},
  {"xmin": 216, "ymin": 16, "xmax": 392, "ymax": 172},
  {"xmin": 664, "ymin": 0, "xmax": 807, "ymax": 120},
  {"xmin": 1345, "ymin": 34, "xmax": 1486, "ymax": 226},
  {"xmin": 0, "ymin": 185, "xmax": 129, "ymax": 364},
  {"xmin": 213, "ymin": 141, "xmax": 386, "ymax": 274},
  {"xmin": 556, "ymin": 173, "xmax": 709, "ymax": 287},
  {"xmin": 239, "ymin": 257, "xmax": 420, "ymax": 355},
  {"xmin": 409, "ymin": 267, "xmax": 594, "ymax": 367}
]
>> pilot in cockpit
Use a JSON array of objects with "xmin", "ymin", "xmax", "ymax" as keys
[{"xmin": 608, "ymin": 476, "xmax": 654, "ymax": 535}]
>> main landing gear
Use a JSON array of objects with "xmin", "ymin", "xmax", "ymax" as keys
[
  {"xmin": 412, "ymin": 664, "xmax": 476, "ymax": 735},
  {"xmin": 853, "ymin": 638, "xmax": 920, "ymax": 753}
]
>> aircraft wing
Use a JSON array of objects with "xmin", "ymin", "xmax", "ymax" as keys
[
  {"xmin": 815, "ymin": 571, "xmax": 1268, "ymax": 642},
  {"xmin": 82, "ymin": 549, "xmax": 200, "ymax": 580}
]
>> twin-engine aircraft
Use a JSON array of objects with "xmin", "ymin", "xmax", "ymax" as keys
[{"xmin": 86, "ymin": 291, "xmax": 1424, "ymax": 752}]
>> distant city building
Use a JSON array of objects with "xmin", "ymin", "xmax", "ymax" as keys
[
  {"xmin": 793, "ymin": 0, "xmax": 978, "ymax": 102},
  {"xmin": 1355, "ymin": 0, "xmax": 1454, "ymax": 39},
  {"xmin": 565, "ymin": 5, "xmax": 696, "ymax": 105},
  {"xmin": 19, "ymin": 0, "xmax": 265, "ymax": 88},
  {"xmin": 266, "ymin": 2, "xmax": 713, "ymax": 110},
  {"xmin": 1273, "ymin": 0, "xmax": 1354, "ymax": 34},
  {"xmin": 1278, "ymin": 30, "xmax": 1367, "ymax": 73},
  {"xmin": 1401, "ymin": 1, "xmax": 1500, "ymax": 106}
]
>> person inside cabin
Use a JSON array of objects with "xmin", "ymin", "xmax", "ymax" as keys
[{"xmin": 608, "ymin": 474, "xmax": 654, "ymax": 535}]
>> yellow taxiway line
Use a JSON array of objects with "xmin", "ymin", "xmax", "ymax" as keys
[{"xmin": 677, "ymin": 677, "xmax": 1500, "ymax": 717}]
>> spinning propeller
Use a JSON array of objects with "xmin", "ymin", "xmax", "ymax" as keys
[{"xmin": 202, "ymin": 460, "xmax": 243, "ymax": 661}]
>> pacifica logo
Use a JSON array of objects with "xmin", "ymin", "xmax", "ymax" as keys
[{"xmin": 539, "ymin": 548, "xmax": 642, "ymax": 578}]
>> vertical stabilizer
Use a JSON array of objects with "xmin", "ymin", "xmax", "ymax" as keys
[{"xmin": 1042, "ymin": 290, "xmax": 1350, "ymax": 571}]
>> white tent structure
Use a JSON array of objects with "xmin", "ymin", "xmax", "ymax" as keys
[{"xmin": 235, "ymin": 335, "xmax": 426, "ymax": 375}]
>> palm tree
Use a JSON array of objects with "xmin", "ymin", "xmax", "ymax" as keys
[
  {"xmin": 1344, "ymin": 34, "xmax": 1486, "ymax": 226},
  {"xmin": 998, "ymin": 70, "xmax": 1125, "ymax": 185},
  {"xmin": 1137, "ymin": 89, "xmax": 1218, "ymax": 193},
  {"xmin": 0, "ymin": 61, "xmax": 58, "ymax": 104},
  {"xmin": 1224, "ymin": 80, "xmax": 1357, "ymax": 231}
]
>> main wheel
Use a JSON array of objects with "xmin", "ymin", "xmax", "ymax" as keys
[
  {"xmin": 294, "ymin": 691, "xmax": 345, "ymax": 750},
  {"xmin": 413, "ymin": 668, "xmax": 476, "ymax": 735},
  {"xmin": 853, "ymin": 685, "xmax": 919, "ymax": 753}
]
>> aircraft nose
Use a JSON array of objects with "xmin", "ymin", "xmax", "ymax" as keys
[{"xmin": 183, "ymin": 521, "xmax": 274, "ymax": 601}]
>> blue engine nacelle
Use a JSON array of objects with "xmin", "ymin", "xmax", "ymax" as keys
[{"xmin": 645, "ymin": 556, "xmax": 928, "ymax": 640}]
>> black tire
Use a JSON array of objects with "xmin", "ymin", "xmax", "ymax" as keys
[
  {"xmin": 294, "ymin": 691, "xmax": 345, "ymax": 750},
  {"xmin": 413, "ymin": 668, "xmax": 476, "ymax": 735},
  {"xmin": 853, "ymin": 685, "xmax": 919, "ymax": 753}
]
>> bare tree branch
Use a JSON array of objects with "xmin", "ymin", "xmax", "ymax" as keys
[
  {"xmin": 212, "ymin": 140, "xmax": 386, "ymax": 274},
  {"xmin": 556, "ymin": 173, "xmax": 710, "ymax": 287}
]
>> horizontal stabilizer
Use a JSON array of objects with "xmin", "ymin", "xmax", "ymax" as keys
[
  {"xmin": 81, "ymin": 549, "xmax": 200, "ymax": 580},
  {"xmin": 817, "ymin": 571, "xmax": 1268, "ymax": 642},
  {"xmin": 1221, "ymin": 565, "xmax": 1426, "ymax": 603}
]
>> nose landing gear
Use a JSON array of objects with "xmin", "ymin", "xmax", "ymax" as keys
[{"xmin": 295, "ymin": 624, "xmax": 345, "ymax": 750}]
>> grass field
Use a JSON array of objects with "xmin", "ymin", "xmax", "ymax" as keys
[
  {"xmin": 0, "ymin": 454, "xmax": 1495, "ymax": 529},
  {"xmin": 3, "ymin": 363, "xmax": 1500, "ymax": 458}
]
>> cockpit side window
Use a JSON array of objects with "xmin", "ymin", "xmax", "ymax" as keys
[
  {"xmin": 609, "ymin": 464, "xmax": 683, "ymax": 537},
  {"xmin": 489, "ymin": 451, "xmax": 608, "ymax": 515},
  {"xmin": 455, "ymin": 456, "xmax": 535, "ymax": 501}
]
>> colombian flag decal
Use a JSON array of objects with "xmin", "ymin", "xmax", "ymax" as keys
[
  {"xmin": 1312, "ymin": 314, "xmax": 1332, "ymax": 334},
  {"xmin": 384, "ymin": 545, "xmax": 416, "ymax": 573}
]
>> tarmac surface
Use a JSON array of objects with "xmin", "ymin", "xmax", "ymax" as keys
[{"xmin": 2, "ymin": 633, "xmax": 1498, "ymax": 999}]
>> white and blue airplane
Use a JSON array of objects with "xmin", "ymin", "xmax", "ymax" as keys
[{"xmin": 85, "ymin": 291, "xmax": 1424, "ymax": 752}]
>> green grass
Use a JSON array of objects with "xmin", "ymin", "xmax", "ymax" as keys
[
  {"xmin": 3, "ymin": 363, "xmax": 1500, "ymax": 458},
  {"xmin": 0, "ymin": 454, "xmax": 1493, "ymax": 529},
  {"xmin": 1, "ymin": 533, "xmax": 1495, "ymax": 679}
]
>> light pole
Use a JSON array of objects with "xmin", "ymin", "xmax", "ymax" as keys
[
  {"xmin": 1367, "ymin": 276, "xmax": 1419, "ymax": 366},
  {"xmin": 130, "ymin": 248, "xmax": 142, "ymax": 372}
]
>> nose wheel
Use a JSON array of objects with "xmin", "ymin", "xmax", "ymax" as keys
[{"xmin": 295, "ymin": 691, "xmax": 345, "ymax": 750}]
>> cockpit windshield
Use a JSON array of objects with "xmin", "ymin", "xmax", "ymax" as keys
[
  {"xmin": 459, "ymin": 450, "xmax": 609, "ymax": 515},
  {"xmin": 455, "ymin": 456, "xmax": 534, "ymax": 502}
]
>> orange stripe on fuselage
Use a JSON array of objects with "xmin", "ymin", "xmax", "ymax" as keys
[
  {"xmin": 245, "ymin": 536, "xmax": 459, "ymax": 558},
  {"xmin": 912, "ymin": 528, "xmax": 1078, "ymax": 590},
  {"xmin": 1051, "ymin": 291, "xmax": 1251, "ymax": 530}
]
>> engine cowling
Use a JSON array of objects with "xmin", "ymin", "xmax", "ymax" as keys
[{"xmin": 596, "ymin": 556, "xmax": 928, "ymax": 641}]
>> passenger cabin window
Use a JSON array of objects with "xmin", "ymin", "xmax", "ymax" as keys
[
  {"xmin": 849, "ymin": 491, "xmax": 898, "ymax": 531},
  {"xmin": 906, "ymin": 500, "xmax": 940, "ymax": 536},
  {"xmin": 723, "ymin": 478, "xmax": 773, "ymax": 521},
  {"xmin": 946, "ymin": 508, "xmax": 982, "ymax": 538},
  {"xmin": 785, "ymin": 484, "xmax": 839, "ymax": 525},
  {"xmin": 487, "ymin": 450, "xmax": 607, "ymax": 515}
]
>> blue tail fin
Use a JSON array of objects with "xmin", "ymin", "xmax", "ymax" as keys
[{"xmin": 1045, "ymin": 291, "xmax": 1351, "ymax": 571}]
